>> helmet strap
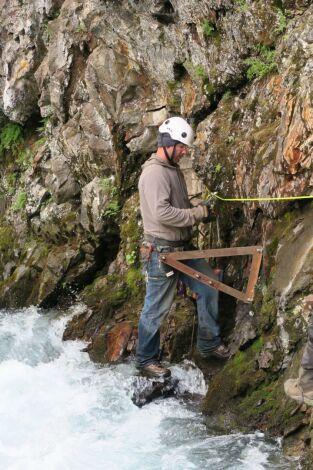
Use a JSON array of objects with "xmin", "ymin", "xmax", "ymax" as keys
[
  {"xmin": 163, "ymin": 144, "xmax": 177, "ymax": 166},
  {"xmin": 161, "ymin": 134, "xmax": 177, "ymax": 166}
]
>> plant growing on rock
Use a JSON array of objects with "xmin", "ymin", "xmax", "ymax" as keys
[
  {"xmin": 201, "ymin": 19, "xmax": 216, "ymax": 39},
  {"xmin": 275, "ymin": 8, "xmax": 288, "ymax": 34},
  {"xmin": 194, "ymin": 64, "xmax": 208, "ymax": 80},
  {"xmin": 12, "ymin": 191, "xmax": 27, "ymax": 211},
  {"xmin": 244, "ymin": 45, "xmax": 277, "ymax": 80},
  {"xmin": 0, "ymin": 123, "xmax": 23, "ymax": 158},
  {"xmin": 125, "ymin": 250, "xmax": 137, "ymax": 266},
  {"xmin": 234, "ymin": 0, "xmax": 249, "ymax": 12},
  {"xmin": 100, "ymin": 177, "xmax": 120, "ymax": 219},
  {"xmin": 103, "ymin": 200, "xmax": 120, "ymax": 218}
]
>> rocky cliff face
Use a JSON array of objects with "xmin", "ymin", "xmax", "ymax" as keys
[{"xmin": 1, "ymin": 0, "xmax": 313, "ymax": 465}]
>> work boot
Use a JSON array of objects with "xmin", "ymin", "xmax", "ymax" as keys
[
  {"xmin": 207, "ymin": 343, "xmax": 230, "ymax": 360},
  {"xmin": 139, "ymin": 362, "xmax": 171, "ymax": 379},
  {"xmin": 284, "ymin": 378, "xmax": 313, "ymax": 406}
]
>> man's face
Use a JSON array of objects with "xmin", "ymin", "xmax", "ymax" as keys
[{"xmin": 170, "ymin": 143, "xmax": 188, "ymax": 163}]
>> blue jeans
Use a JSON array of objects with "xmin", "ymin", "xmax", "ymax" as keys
[{"xmin": 136, "ymin": 247, "xmax": 221, "ymax": 365}]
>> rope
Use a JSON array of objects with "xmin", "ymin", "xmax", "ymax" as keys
[{"xmin": 208, "ymin": 192, "xmax": 313, "ymax": 203}]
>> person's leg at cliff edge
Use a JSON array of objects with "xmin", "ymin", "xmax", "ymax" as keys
[
  {"xmin": 135, "ymin": 249, "xmax": 178, "ymax": 378},
  {"xmin": 179, "ymin": 258, "xmax": 230, "ymax": 360}
]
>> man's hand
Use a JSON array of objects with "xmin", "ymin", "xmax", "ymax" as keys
[{"xmin": 200, "ymin": 200, "xmax": 217, "ymax": 223}]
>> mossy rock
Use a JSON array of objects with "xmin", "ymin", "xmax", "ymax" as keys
[
  {"xmin": 202, "ymin": 338, "xmax": 267, "ymax": 416},
  {"xmin": 120, "ymin": 192, "xmax": 143, "ymax": 266}
]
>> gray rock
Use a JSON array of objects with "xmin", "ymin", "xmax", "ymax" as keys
[
  {"xmin": 80, "ymin": 177, "xmax": 110, "ymax": 234},
  {"xmin": 44, "ymin": 155, "xmax": 80, "ymax": 203},
  {"xmin": 131, "ymin": 375, "xmax": 179, "ymax": 407}
]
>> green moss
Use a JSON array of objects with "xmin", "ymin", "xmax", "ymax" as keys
[
  {"xmin": 202, "ymin": 338, "xmax": 267, "ymax": 415},
  {"xmin": 0, "ymin": 226, "xmax": 14, "ymax": 251},
  {"xmin": 260, "ymin": 296, "xmax": 277, "ymax": 331},
  {"xmin": 120, "ymin": 193, "xmax": 142, "ymax": 258},
  {"xmin": 126, "ymin": 267, "xmax": 144, "ymax": 296},
  {"xmin": 238, "ymin": 376, "xmax": 306, "ymax": 433},
  {"xmin": 267, "ymin": 236, "xmax": 279, "ymax": 257},
  {"xmin": 251, "ymin": 337, "xmax": 263, "ymax": 354}
]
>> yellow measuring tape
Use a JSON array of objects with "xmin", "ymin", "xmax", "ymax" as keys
[{"xmin": 208, "ymin": 193, "xmax": 313, "ymax": 202}]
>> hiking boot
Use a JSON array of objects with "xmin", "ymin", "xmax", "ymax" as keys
[
  {"xmin": 202, "ymin": 343, "xmax": 230, "ymax": 360},
  {"xmin": 284, "ymin": 378, "xmax": 313, "ymax": 406},
  {"xmin": 139, "ymin": 362, "xmax": 171, "ymax": 379}
]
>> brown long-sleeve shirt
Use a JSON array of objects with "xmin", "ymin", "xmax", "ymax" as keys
[{"xmin": 138, "ymin": 154, "xmax": 206, "ymax": 242}]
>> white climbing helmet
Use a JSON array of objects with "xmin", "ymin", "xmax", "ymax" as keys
[{"xmin": 159, "ymin": 116, "xmax": 194, "ymax": 147}]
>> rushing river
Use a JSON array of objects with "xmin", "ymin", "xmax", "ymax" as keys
[{"xmin": 0, "ymin": 306, "xmax": 300, "ymax": 470}]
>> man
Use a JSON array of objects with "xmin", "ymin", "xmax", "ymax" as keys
[
  {"xmin": 135, "ymin": 116, "xmax": 229, "ymax": 379},
  {"xmin": 284, "ymin": 295, "xmax": 313, "ymax": 405}
]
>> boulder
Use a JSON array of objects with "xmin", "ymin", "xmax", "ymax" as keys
[
  {"xmin": 131, "ymin": 376, "xmax": 179, "ymax": 407},
  {"xmin": 105, "ymin": 322, "xmax": 133, "ymax": 363}
]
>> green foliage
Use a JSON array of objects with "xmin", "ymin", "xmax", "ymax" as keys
[
  {"xmin": 102, "ymin": 200, "xmax": 120, "ymax": 218},
  {"xmin": 244, "ymin": 45, "xmax": 277, "ymax": 80},
  {"xmin": 37, "ymin": 118, "xmax": 50, "ymax": 137},
  {"xmin": 221, "ymin": 90, "xmax": 232, "ymax": 102},
  {"xmin": 275, "ymin": 8, "xmax": 287, "ymax": 34},
  {"xmin": 99, "ymin": 177, "xmax": 115, "ymax": 193},
  {"xmin": 125, "ymin": 250, "xmax": 137, "ymax": 266},
  {"xmin": 0, "ymin": 123, "xmax": 23, "ymax": 158},
  {"xmin": 16, "ymin": 148, "xmax": 33, "ymax": 170},
  {"xmin": 203, "ymin": 81, "xmax": 216, "ymax": 98},
  {"xmin": 214, "ymin": 163, "xmax": 223, "ymax": 174},
  {"xmin": 235, "ymin": 0, "xmax": 248, "ymax": 12},
  {"xmin": 75, "ymin": 23, "xmax": 86, "ymax": 33},
  {"xmin": 194, "ymin": 64, "xmax": 208, "ymax": 79},
  {"xmin": 13, "ymin": 191, "xmax": 27, "ymax": 211},
  {"xmin": 201, "ymin": 19, "xmax": 215, "ymax": 38},
  {"xmin": 167, "ymin": 81, "xmax": 182, "ymax": 110},
  {"xmin": 49, "ymin": 8, "xmax": 61, "ymax": 20},
  {"xmin": 100, "ymin": 177, "xmax": 120, "ymax": 219},
  {"xmin": 5, "ymin": 173, "xmax": 17, "ymax": 195}
]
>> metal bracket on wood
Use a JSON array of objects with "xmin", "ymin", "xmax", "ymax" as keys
[{"xmin": 160, "ymin": 246, "xmax": 263, "ymax": 303}]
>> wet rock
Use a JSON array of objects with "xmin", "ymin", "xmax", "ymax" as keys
[
  {"xmin": 272, "ymin": 206, "xmax": 313, "ymax": 300},
  {"xmin": 3, "ymin": 261, "xmax": 16, "ymax": 280},
  {"xmin": 131, "ymin": 375, "xmax": 179, "ymax": 407},
  {"xmin": 229, "ymin": 304, "xmax": 258, "ymax": 353},
  {"xmin": 105, "ymin": 322, "xmax": 133, "ymax": 363}
]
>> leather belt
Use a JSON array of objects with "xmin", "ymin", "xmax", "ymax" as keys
[{"xmin": 144, "ymin": 234, "xmax": 188, "ymax": 248}]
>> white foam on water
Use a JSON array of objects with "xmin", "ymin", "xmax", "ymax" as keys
[{"xmin": 0, "ymin": 307, "xmax": 299, "ymax": 470}]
